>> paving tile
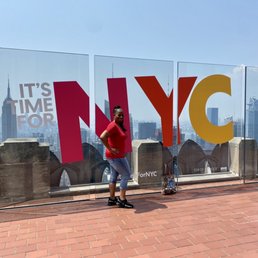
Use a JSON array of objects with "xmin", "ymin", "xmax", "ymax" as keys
[
  {"xmin": 167, "ymin": 245, "xmax": 191, "ymax": 256},
  {"xmin": 119, "ymin": 240, "xmax": 142, "ymax": 250},
  {"xmin": 126, "ymin": 233, "xmax": 147, "ymax": 242},
  {"xmin": 80, "ymin": 247, "xmax": 102, "ymax": 256},
  {"xmin": 154, "ymin": 242, "xmax": 176, "ymax": 251},
  {"xmin": 4, "ymin": 254, "xmax": 27, "ymax": 258},
  {"xmin": 134, "ymin": 245, "xmax": 157, "ymax": 255},
  {"xmin": 25, "ymin": 250, "xmax": 48, "ymax": 257},
  {"xmin": 94, "ymin": 253, "xmax": 117, "ymax": 258},
  {"xmin": 114, "ymin": 248, "xmax": 138, "ymax": 258},
  {"xmin": 47, "ymin": 245, "xmax": 70, "ymax": 256},
  {"xmin": 206, "ymin": 233, "xmax": 226, "ymax": 241},
  {"xmin": 15, "ymin": 244, "xmax": 37, "ymax": 254},
  {"xmin": 139, "ymin": 237, "xmax": 160, "ymax": 247},
  {"xmin": 5, "ymin": 240, "xmax": 27, "ymax": 249},
  {"xmin": 59, "ymin": 252, "xmax": 81, "ymax": 258},
  {"xmin": 101, "ymin": 243, "xmax": 122, "ymax": 253},
  {"xmin": 173, "ymin": 239, "xmax": 193, "ymax": 248},
  {"xmin": 149, "ymin": 250, "xmax": 177, "ymax": 258},
  {"xmin": 89, "ymin": 239, "xmax": 111, "ymax": 248},
  {"xmin": 194, "ymin": 248, "xmax": 228, "ymax": 258},
  {"xmin": 0, "ymin": 248, "xmax": 16, "ymax": 257},
  {"xmin": 204, "ymin": 239, "xmax": 226, "ymax": 249},
  {"xmin": 223, "ymin": 244, "xmax": 244, "ymax": 256}
]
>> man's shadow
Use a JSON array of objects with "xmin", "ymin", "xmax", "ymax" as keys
[{"xmin": 133, "ymin": 198, "xmax": 168, "ymax": 214}]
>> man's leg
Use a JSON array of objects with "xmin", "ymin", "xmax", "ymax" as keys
[
  {"xmin": 109, "ymin": 182, "xmax": 116, "ymax": 198},
  {"xmin": 120, "ymin": 189, "xmax": 126, "ymax": 200},
  {"xmin": 108, "ymin": 158, "xmax": 134, "ymax": 208},
  {"xmin": 107, "ymin": 160, "xmax": 119, "ymax": 206},
  {"xmin": 116, "ymin": 158, "xmax": 134, "ymax": 208}
]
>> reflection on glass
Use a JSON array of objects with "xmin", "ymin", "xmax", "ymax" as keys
[
  {"xmin": 0, "ymin": 47, "xmax": 96, "ymax": 187},
  {"xmin": 94, "ymin": 55, "xmax": 175, "ymax": 185},
  {"xmin": 246, "ymin": 67, "xmax": 258, "ymax": 177}
]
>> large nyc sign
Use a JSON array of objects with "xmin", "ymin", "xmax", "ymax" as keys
[{"xmin": 54, "ymin": 74, "xmax": 233, "ymax": 163}]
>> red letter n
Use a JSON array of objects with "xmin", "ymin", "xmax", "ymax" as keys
[
  {"xmin": 95, "ymin": 78, "xmax": 132, "ymax": 153},
  {"xmin": 54, "ymin": 81, "xmax": 89, "ymax": 163}
]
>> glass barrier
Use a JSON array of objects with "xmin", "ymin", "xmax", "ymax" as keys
[
  {"xmin": 0, "ymin": 47, "xmax": 90, "ymax": 189},
  {"xmin": 245, "ymin": 66, "xmax": 258, "ymax": 180},
  {"xmin": 177, "ymin": 62, "xmax": 244, "ymax": 177},
  {"xmin": 1, "ymin": 47, "xmax": 256, "ymax": 205},
  {"xmin": 94, "ymin": 55, "xmax": 174, "ymax": 187}
]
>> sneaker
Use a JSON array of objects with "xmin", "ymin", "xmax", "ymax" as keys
[
  {"xmin": 117, "ymin": 197, "xmax": 134, "ymax": 208},
  {"xmin": 107, "ymin": 197, "xmax": 118, "ymax": 206}
]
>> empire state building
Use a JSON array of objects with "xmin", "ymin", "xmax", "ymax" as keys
[{"xmin": 1, "ymin": 79, "xmax": 17, "ymax": 141}]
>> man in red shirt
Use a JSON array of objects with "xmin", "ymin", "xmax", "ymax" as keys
[{"xmin": 100, "ymin": 106, "xmax": 134, "ymax": 208}]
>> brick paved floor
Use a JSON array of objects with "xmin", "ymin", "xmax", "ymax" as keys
[{"xmin": 0, "ymin": 183, "xmax": 258, "ymax": 258}]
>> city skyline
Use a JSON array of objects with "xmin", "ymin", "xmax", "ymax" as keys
[
  {"xmin": 1, "ymin": 48, "xmax": 258, "ymax": 166},
  {"xmin": 0, "ymin": 79, "xmax": 254, "ymax": 147},
  {"xmin": 247, "ymin": 97, "xmax": 258, "ymax": 143}
]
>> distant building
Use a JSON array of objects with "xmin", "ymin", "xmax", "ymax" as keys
[
  {"xmin": 234, "ymin": 120, "xmax": 242, "ymax": 137},
  {"xmin": 1, "ymin": 79, "xmax": 17, "ymax": 141},
  {"xmin": 104, "ymin": 99, "xmax": 110, "ymax": 120},
  {"xmin": 80, "ymin": 128, "xmax": 87, "ymax": 143},
  {"xmin": 195, "ymin": 134, "xmax": 205, "ymax": 148},
  {"xmin": 152, "ymin": 126, "xmax": 183, "ymax": 146},
  {"xmin": 247, "ymin": 97, "xmax": 258, "ymax": 143},
  {"xmin": 155, "ymin": 128, "xmax": 162, "ymax": 142},
  {"xmin": 224, "ymin": 116, "xmax": 242, "ymax": 137},
  {"xmin": 207, "ymin": 107, "xmax": 218, "ymax": 125},
  {"xmin": 129, "ymin": 113, "xmax": 134, "ymax": 139},
  {"xmin": 138, "ymin": 122, "xmax": 156, "ymax": 140}
]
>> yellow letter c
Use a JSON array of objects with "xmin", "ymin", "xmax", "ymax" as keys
[{"xmin": 189, "ymin": 75, "xmax": 233, "ymax": 144}]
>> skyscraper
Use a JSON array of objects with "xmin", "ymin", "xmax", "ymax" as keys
[
  {"xmin": 80, "ymin": 128, "xmax": 87, "ymax": 143},
  {"xmin": 104, "ymin": 99, "xmax": 110, "ymax": 120},
  {"xmin": 138, "ymin": 122, "xmax": 156, "ymax": 140},
  {"xmin": 234, "ymin": 120, "xmax": 242, "ymax": 137},
  {"xmin": 224, "ymin": 116, "xmax": 242, "ymax": 137},
  {"xmin": 129, "ymin": 113, "xmax": 134, "ymax": 139},
  {"xmin": 1, "ymin": 79, "xmax": 17, "ymax": 141},
  {"xmin": 247, "ymin": 97, "xmax": 258, "ymax": 143},
  {"xmin": 207, "ymin": 107, "xmax": 218, "ymax": 126}
]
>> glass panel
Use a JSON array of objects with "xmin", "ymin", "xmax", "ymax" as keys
[
  {"xmin": 94, "ymin": 55, "xmax": 174, "ymax": 187},
  {"xmin": 177, "ymin": 62, "xmax": 244, "ymax": 177},
  {"xmin": 245, "ymin": 66, "xmax": 258, "ymax": 181},
  {"xmin": 0, "ymin": 47, "xmax": 90, "ymax": 188}
]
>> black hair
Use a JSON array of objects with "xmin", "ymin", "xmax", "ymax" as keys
[
  {"xmin": 113, "ymin": 105, "xmax": 122, "ymax": 115},
  {"xmin": 113, "ymin": 105, "xmax": 126, "ymax": 132}
]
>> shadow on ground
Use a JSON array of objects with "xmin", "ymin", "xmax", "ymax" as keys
[{"xmin": 0, "ymin": 183, "xmax": 257, "ymax": 223}]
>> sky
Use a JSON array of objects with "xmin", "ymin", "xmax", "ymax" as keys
[
  {"xmin": 0, "ymin": 0, "xmax": 258, "ymax": 67},
  {"xmin": 0, "ymin": 0, "xmax": 258, "ymax": 132}
]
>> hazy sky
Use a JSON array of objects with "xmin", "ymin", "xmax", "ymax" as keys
[
  {"xmin": 0, "ymin": 0, "xmax": 258, "ymax": 66},
  {"xmin": 1, "ymin": 0, "xmax": 258, "ymax": 132}
]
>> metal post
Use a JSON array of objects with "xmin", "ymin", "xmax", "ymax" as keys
[{"xmin": 243, "ymin": 65, "xmax": 247, "ymax": 184}]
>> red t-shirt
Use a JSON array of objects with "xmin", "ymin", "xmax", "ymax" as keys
[{"xmin": 105, "ymin": 120, "xmax": 127, "ymax": 159}]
